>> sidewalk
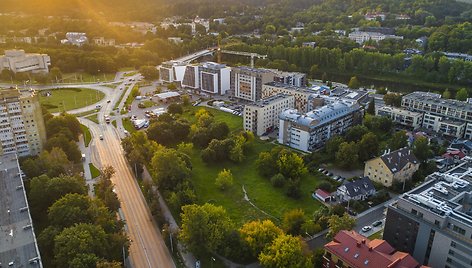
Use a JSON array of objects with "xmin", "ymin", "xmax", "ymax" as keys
[{"xmin": 78, "ymin": 132, "xmax": 96, "ymax": 197}]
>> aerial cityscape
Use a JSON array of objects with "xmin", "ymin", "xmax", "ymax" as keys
[{"xmin": 0, "ymin": 0, "xmax": 471, "ymax": 267}]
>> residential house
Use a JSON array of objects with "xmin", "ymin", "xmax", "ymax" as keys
[{"xmin": 336, "ymin": 177, "xmax": 376, "ymax": 202}]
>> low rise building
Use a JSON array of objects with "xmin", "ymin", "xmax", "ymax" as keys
[
  {"xmin": 278, "ymin": 100, "xmax": 362, "ymax": 152},
  {"xmin": 383, "ymin": 157, "xmax": 472, "ymax": 267},
  {"xmin": 323, "ymin": 230, "xmax": 427, "ymax": 268},
  {"xmin": 0, "ymin": 50, "xmax": 50, "ymax": 73},
  {"xmin": 364, "ymin": 148, "xmax": 420, "ymax": 187},
  {"xmin": 449, "ymin": 139, "xmax": 472, "ymax": 156},
  {"xmin": 348, "ymin": 31, "xmax": 403, "ymax": 44},
  {"xmin": 61, "ymin": 32, "xmax": 88, "ymax": 46},
  {"xmin": 336, "ymin": 177, "xmax": 376, "ymax": 202},
  {"xmin": 92, "ymin": 37, "xmax": 116, "ymax": 46},
  {"xmin": 377, "ymin": 106, "xmax": 423, "ymax": 129},
  {"xmin": 243, "ymin": 94, "xmax": 294, "ymax": 136}
]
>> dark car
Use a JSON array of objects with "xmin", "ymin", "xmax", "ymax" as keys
[{"xmin": 373, "ymin": 220, "xmax": 383, "ymax": 227}]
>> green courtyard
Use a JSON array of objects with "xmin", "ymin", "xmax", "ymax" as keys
[
  {"xmin": 39, "ymin": 88, "xmax": 105, "ymax": 113},
  {"xmin": 182, "ymin": 106, "xmax": 324, "ymax": 225}
]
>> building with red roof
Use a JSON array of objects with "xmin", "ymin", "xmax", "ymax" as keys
[
  {"xmin": 323, "ymin": 230, "xmax": 428, "ymax": 268},
  {"xmin": 314, "ymin": 189, "xmax": 332, "ymax": 202}
]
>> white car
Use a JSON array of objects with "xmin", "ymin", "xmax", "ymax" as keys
[{"xmin": 361, "ymin": 226, "xmax": 372, "ymax": 232}]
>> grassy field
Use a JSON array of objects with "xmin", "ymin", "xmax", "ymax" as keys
[
  {"xmin": 39, "ymin": 88, "xmax": 105, "ymax": 113},
  {"xmin": 61, "ymin": 72, "xmax": 116, "ymax": 83},
  {"xmin": 368, "ymin": 229, "xmax": 384, "ymax": 240},
  {"xmin": 123, "ymin": 118, "xmax": 137, "ymax": 134},
  {"xmin": 89, "ymin": 163, "xmax": 101, "ymax": 179},
  {"xmin": 181, "ymin": 106, "xmax": 323, "ymax": 225},
  {"xmin": 74, "ymin": 110, "xmax": 98, "ymax": 118},
  {"xmin": 112, "ymin": 120, "xmax": 117, "ymax": 128},
  {"xmin": 85, "ymin": 114, "xmax": 99, "ymax": 124},
  {"xmin": 80, "ymin": 124, "xmax": 92, "ymax": 147}
]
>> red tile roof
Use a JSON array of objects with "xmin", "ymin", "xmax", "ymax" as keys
[
  {"xmin": 315, "ymin": 189, "xmax": 331, "ymax": 199},
  {"xmin": 324, "ymin": 230, "xmax": 429, "ymax": 268}
]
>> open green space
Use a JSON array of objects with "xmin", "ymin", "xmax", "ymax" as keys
[
  {"xmin": 39, "ymin": 88, "xmax": 105, "ymax": 113},
  {"xmin": 123, "ymin": 71, "xmax": 138, "ymax": 77},
  {"xmin": 85, "ymin": 114, "xmax": 99, "ymax": 124},
  {"xmin": 80, "ymin": 124, "xmax": 92, "ymax": 147},
  {"xmin": 123, "ymin": 118, "xmax": 137, "ymax": 134},
  {"xmin": 89, "ymin": 163, "xmax": 101, "ymax": 179},
  {"xmin": 368, "ymin": 229, "xmax": 384, "ymax": 240},
  {"xmin": 61, "ymin": 72, "xmax": 116, "ymax": 83},
  {"xmin": 112, "ymin": 120, "xmax": 117, "ymax": 128},
  {"xmin": 181, "ymin": 106, "xmax": 323, "ymax": 225},
  {"xmin": 74, "ymin": 110, "xmax": 98, "ymax": 118}
]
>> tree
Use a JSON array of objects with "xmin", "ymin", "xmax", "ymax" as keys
[
  {"xmin": 215, "ymin": 169, "xmax": 234, "ymax": 191},
  {"xmin": 413, "ymin": 137, "xmax": 432, "ymax": 162},
  {"xmin": 48, "ymin": 193, "xmax": 95, "ymax": 229},
  {"xmin": 139, "ymin": 65, "xmax": 159, "ymax": 80},
  {"xmin": 282, "ymin": 209, "xmax": 306, "ymax": 236},
  {"xmin": 326, "ymin": 213, "xmax": 356, "ymax": 239},
  {"xmin": 442, "ymin": 88, "xmax": 451, "ymax": 99},
  {"xmin": 309, "ymin": 64, "xmax": 318, "ymax": 78},
  {"xmin": 258, "ymin": 234, "xmax": 312, "ymax": 268},
  {"xmin": 383, "ymin": 93, "xmax": 402, "ymax": 107},
  {"xmin": 167, "ymin": 83, "xmax": 177, "ymax": 90},
  {"xmin": 239, "ymin": 220, "xmax": 283, "ymax": 256},
  {"xmin": 167, "ymin": 103, "xmax": 183, "ymax": 114},
  {"xmin": 456, "ymin": 88, "xmax": 469, "ymax": 101},
  {"xmin": 95, "ymin": 165, "xmax": 120, "ymax": 212},
  {"xmin": 325, "ymin": 136, "xmax": 344, "ymax": 161},
  {"xmin": 179, "ymin": 203, "xmax": 233, "ymax": 256},
  {"xmin": 270, "ymin": 173, "xmax": 285, "ymax": 188},
  {"xmin": 151, "ymin": 148, "xmax": 191, "ymax": 191},
  {"xmin": 358, "ymin": 132, "xmax": 379, "ymax": 161},
  {"xmin": 389, "ymin": 130, "xmax": 408, "ymax": 150},
  {"xmin": 321, "ymin": 72, "xmax": 328, "ymax": 83},
  {"xmin": 345, "ymin": 125, "xmax": 369, "ymax": 142},
  {"xmin": 257, "ymin": 151, "xmax": 278, "ymax": 178},
  {"xmin": 348, "ymin": 76, "xmax": 360, "ymax": 89},
  {"xmin": 366, "ymin": 99, "xmax": 375, "ymax": 115},
  {"xmin": 335, "ymin": 142, "xmax": 358, "ymax": 169},
  {"xmin": 277, "ymin": 151, "xmax": 307, "ymax": 180}
]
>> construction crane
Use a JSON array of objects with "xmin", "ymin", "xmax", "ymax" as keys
[{"xmin": 216, "ymin": 35, "xmax": 267, "ymax": 67}]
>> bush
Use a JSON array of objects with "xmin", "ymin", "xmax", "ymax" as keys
[
  {"xmin": 286, "ymin": 181, "xmax": 301, "ymax": 199},
  {"xmin": 270, "ymin": 173, "xmax": 285, "ymax": 188},
  {"xmin": 215, "ymin": 169, "xmax": 234, "ymax": 191}
]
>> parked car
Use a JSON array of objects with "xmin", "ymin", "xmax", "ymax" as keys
[
  {"xmin": 327, "ymin": 172, "xmax": 333, "ymax": 177},
  {"xmin": 99, "ymin": 135, "xmax": 104, "ymax": 140},
  {"xmin": 361, "ymin": 226, "xmax": 372, "ymax": 232},
  {"xmin": 318, "ymin": 168, "xmax": 325, "ymax": 173},
  {"xmin": 373, "ymin": 220, "xmax": 383, "ymax": 227}
]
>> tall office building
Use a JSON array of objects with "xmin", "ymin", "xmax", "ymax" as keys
[
  {"xmin": 181, "ymin": 64, "xmax": 200, "ymax": 89},
  {"xmin": 383, "ymin": 157, "xmax": 472, "ymax": 268},
  {"xmin": 0, "ymin": 88, "xmax": 46, "ymax": 156},
  {"xmin": 199, "ymin": 62, "xmax": 231, "ymax": 95},
  {"xmin": 230, "ymin": 66, "xmax": 275, "ymax": 101},
  {"xmin": 0, "ymin": 50, "xmax": 50, "ymax": 73},
  {"xmin": 278, "ymin": 100, "xmax": 362, "ymax": 152}
]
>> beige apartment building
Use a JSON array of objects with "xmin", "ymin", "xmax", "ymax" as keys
[
  {"xmin": 0, "ymin": 49, "xmax": 50, "ymax": 73},
  {"xmin": 243, "ymin": 94, "xmax": 294, "ymax": 136},
  {"xmin": 364, "ymin": 148, "xmax": 419, "ymax": 187},
  {"xmin": 0, "ymin": 88, "xmax": 46, "ymax": 156},
  {"xmin": 262, "ymin": 82, "xmax": 315, "ymax": 113}
]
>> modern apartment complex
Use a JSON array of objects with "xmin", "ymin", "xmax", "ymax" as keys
[
  {"xmin": 377, "ymin": 106, "xmax": 423, "ymax": 129},
  {"xmin": 199, "ymin": 62, "xmax": 231, "ymax": 95},
  {"xmin": 273, "ymin": 70, "xmax": 307, "ymax": 87},
  {"xmin": 181, "ymin": 64, "xmax": 200, "ymax": 89},
  {"xmin": 278, "ymin": 100, "xmax": 362, "ymax": 152},
  {"xmin": 262, "ymin": 82, "xmax": 316, "ymax": 113},
  {"xmin": 348, "ymin": 31, "xmax": 403, "ymax": 44},
  {"xmin": 159, "ymin": 60, "xmax": 186, "ymax": 83},
  {"xmin": 0, "ymin": 50, "xmax": 50, "ymax": 73},
  {"xmin": 243, "ymin": 94, "xmax": 294, "ymax": 136},
  {"xmin": 0, "ymin": 154, "xmax": 42, "ymax": 268},
  {"xmin": 231, "ymin": 67, "xmax": 275, "ymax": 101},
  {"xmin": 364, "ymin": 148, "xmax": 420, "ymax": 187},
  {"xmin": 0, "ymin": 88, "xmax": 46, "ymax": 156},
  {"xmin": 383, "ymin": 157, "xmax": 472, "ymax": 268},
  {"xmin": 323, "ymin": 230, "xmax": 427, "ymax": 268},
  {"xmin": 401, "ymin": 91, "xmax": 472, "ymax": 139}
]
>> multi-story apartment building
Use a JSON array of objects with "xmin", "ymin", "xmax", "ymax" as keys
[
  {"xmin": 159, "ymin": 60, "xmax": 186, "ymax": 83},
  {"xmin": 273, "ymin": 71, "xmax": 307, "ymax": 87},
  {"xmin": 231, "ymin": 67, "xmax": 275, "ymax": 101},
  {"xmin": 377, "ymin": 106, "xmax": 423, "ymax": 129},
  {"xmin": 383, "ymin": 157, "xmax": 472, "ymax": 268},
  {"xmin": 323, "ymin": 230, "xmax": 427, "ymax": 268},
  {"xmin": 0, "ymin": 50, "xmax": 50, "ymax": 73},
  {"xmin": 199, "ymin": 62, "xmax": 231, "ymax": 95},
  {"xmin": 243, "ymin": 94, "xmax": 294, "ymax": 136},
  {"xmin": 262, "ymin": 82, "xmax": 316, "ymax": 113},
  {"xmin": 181, "ymin": 64, "xmax": 200, "ymax": 89},
  {"xmin": 364, "ymin": 148, "xmax": 420, "ymax": 187},
  {"xmin": 402, "ymin": 91, "xmax": 472, "ymax": 139},
  {"xmin": 278, "ymin": 100, "xmax": 362, "ymax": 152},
  {"xmin": 0, "ymin": 88, "xmax": 46, "ymax": 156},
  {"xmin": 348, "ymin": 31, "xmax": 403, "ymax": 44}
]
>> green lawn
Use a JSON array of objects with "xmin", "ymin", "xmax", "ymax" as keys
[
  {"xmin": 123, "ymin": 71, "xmax": 138, "ymax": 77},
  {"xmin": 114, "ymin": 87, "xmax": 128, "ymax": 110},
  {"xmin": 39, "ymin": 88, "xmax": 105, "ymax": 113},
  {"xmin": 112, "ymin": 120, "xmax": 117, "ymax": 128},
  {"xmin": 180, "ymin": 106, "xmax": 323, "ymax": 225},
  {"xmin": 89, "ymin": 163, "xmax": 101, "ymax": 179},
  {"xmin": 74, "ymin": 110, "xmax": 98, "ymax": 118},
  {"xmin": 85, "ymin": 114, "xmax": 99, "ymax": 124},
  {"xmin": 61, "ymin": 72, "xmax": 116, "ymax": 83},
  {"xmin": 368, "ymin": 229, "xmax": 384, "ymax": 240},
  {"xmin": 80, "ymin": 124, "xmax": 92, "ymax": 147},
  {"xmin": 123, "ymin": 118, "xmax": 137, "ymax": 134}
]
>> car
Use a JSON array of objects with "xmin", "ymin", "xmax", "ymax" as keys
[
  {"xmin": 107, "ymin": 100, "xmax": 111, "ymax": 103},
  {"xmin": 327, "ymin": 172, "xmax": 333, "ymax": 177},
  {"xmin": 333, "ymin": 175, "xmax": 340, "ymax": 181},
  {"xmin": 95, "ymin": 104, "xmax": 102, "ymax": 109},
  {"xmin": 372, "ymin": 220, "xmax": 383, "ymax": 227},
  {"xmin": 99, "ymin": 135, "xmax": 104, "ymax": 140},
  {"xmin": 131, "ymin": 115, "xmax": 137, "ymax": 121},
  {"xmin": 361, "ymin": 226, "xmax": 372, "ymax": 232},
  {"xmin": 318, "ymin": 168, "xmax": 325, "ymax": 172}
]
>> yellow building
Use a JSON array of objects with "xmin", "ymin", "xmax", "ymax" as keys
[
  {"xmin": 0, "ymin": 88, "xmax": 46, "ymax": 156},
  {"xmin": 364, "ymin": 148, "xmax": 420, "ymax": 187}
]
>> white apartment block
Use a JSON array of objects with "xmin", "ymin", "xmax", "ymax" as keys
[
  {"xmin": 402, "ymin": 91, "xmax": 472, "ymax": 138},
  {"xmin": 348, "ymin": 31, "xmax": 403, "ymax": 44},
  {"xmin": 159, "ymin": 60, "xmax": 186, "ymax": 83},
  {"xmin": 278, "ymin": 100, "xmax": 362, "ymax": 152},
  {"xmin": 0, "ymin": 88, "xmax": 46, "ymax": 156},
  {"xmin": 0, "ymin": 50, "xmax": 50, "ymax": 73},
  {"xmin": 377, "ymin": 106, "xmax": 423, "ymax": 129},
  {"xmin": 199, "ymin": 62, "xmax": 231, "ymax": 95},
  {"xmin": 243, "ymin": 94, "xmax": 295, "ymax": 136}
]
